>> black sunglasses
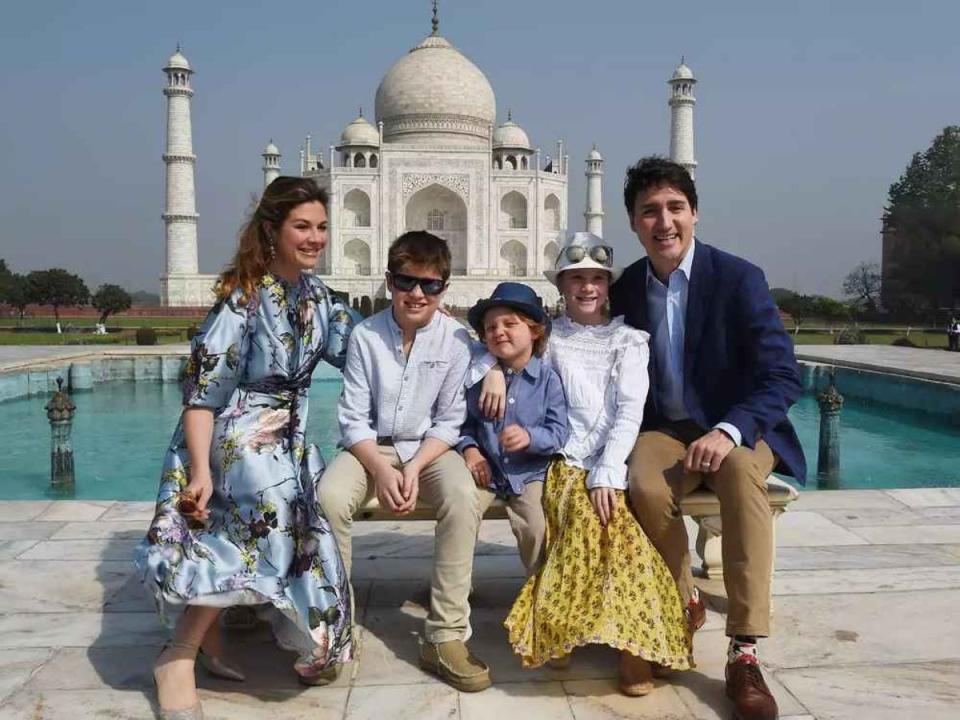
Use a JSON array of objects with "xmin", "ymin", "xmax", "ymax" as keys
[
  {"xmin": 562, "ymin": 244, "xmax": 613, "ymax": 266},
  {"xmin": 388, "ymin": 272, "xmax": 447, "ymax": 296}
]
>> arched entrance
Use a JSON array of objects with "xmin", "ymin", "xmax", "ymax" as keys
[{"xmin": 405, "ymin": 184, "xmax": 468, "ymax": 275}]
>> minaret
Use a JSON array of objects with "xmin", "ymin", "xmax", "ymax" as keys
[
  {"xmin": 262, "ymin": 140, "xmax": 281, "ymax": 187},
  {"xmin": 161, "ymin": 46, "xmax": 199, "ymax": 286},
  {"xmin": 668, "ymin": 57, "xmax": 697, "ymax": 179},
  {"xmin": 584, "ymin": 145, "xmax": 604, "ymax": 237}
]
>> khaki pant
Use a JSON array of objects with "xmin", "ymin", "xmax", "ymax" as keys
[
  {"xmin": 627, "ymin": 421, "xmax": 776, "ymax": 637},
  {"xmin": 318, "ymin": 446, "xmax": 493, "ymax": 643},
  {"xmin": 499, "ymin": 480, "xmax": 547, "ymax": 577}
]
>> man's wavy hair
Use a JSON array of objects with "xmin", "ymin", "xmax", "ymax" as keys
[
  {"xmin": 623, "ymin": 156, "xmax": 698, "ymax": 219},
  {"xmin": 216, "ymin": 176, "xmax": 328, "ymax": 301}
]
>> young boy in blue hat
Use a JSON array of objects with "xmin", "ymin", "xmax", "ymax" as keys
[{"xmin": 459, "ymin": 282, "xmax": 569, "ymax": 575}]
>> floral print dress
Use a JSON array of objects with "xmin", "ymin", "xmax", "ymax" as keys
[{"xmin": 134, "ymin": 272, "xmax": 357, "ymax": 678}]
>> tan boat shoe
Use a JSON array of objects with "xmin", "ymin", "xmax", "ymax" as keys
[{"xmin": 420, "ymin": 639, "xmax": 492, "ymax": 692}]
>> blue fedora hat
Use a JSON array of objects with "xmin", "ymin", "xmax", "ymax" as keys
[{"xmin": 467, "ymin": 282, "xmax": 550, "ymax": 335}]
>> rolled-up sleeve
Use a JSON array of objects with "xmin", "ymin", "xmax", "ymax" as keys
[
  {"xmin": 424, "ymin": 329, "xmax": 471, "ymax": 448},
  {"xmin": 587, "ymin": 338, "xmax": 649, "ymax": 490},
  {"xmin": 336, "ymin": 331, "xmax": 378, "ymax": 449}
]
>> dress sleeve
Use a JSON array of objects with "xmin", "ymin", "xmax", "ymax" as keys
[
  {"xmin": 182, "ymin": 291, "xmax": 253, "ymax": 409},
  {"xmin": 586, "ymin": 331, "xmax": 649, "ymax": 490},
  {"xmin": 323, "ymin": 292, "xmax": 362, "ymax": 370}
]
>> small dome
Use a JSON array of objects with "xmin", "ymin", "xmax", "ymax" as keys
[
  {"xmin": 166, "ymin": 48, "xmax": 191, "ymax": 71},
  {"xmin": 671, "ymin": 62, "xmax": 694, "ymax": 81},
  {"xmin": 587, "ymin": 146, "xmax": 603, "ymax": 161},
  {"xmin": 263, "ymin": 140, "xmax": 280, "ymax": 156},
  {"xmin": 375, "ymin": 34, "xmax": 496, "ymax": 145},
  {"xmin": 493, "ymin": 120, "xmax": 531, "ymax": 150},
  {"xmin": 339, "ymin": 115, "xmax": 380, "ymax": 147}
]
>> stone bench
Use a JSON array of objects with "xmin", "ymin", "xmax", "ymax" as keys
[{"xmin": 353, "ymin": 476, "xmax": 799, "ymax": 581}]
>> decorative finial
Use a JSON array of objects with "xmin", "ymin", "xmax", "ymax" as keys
[
  {"xmin": 176, "ymin": 42, "xmax": 182, "ymax": 53},
  {"xmin": 680, "ymin": 54, "xmax": 685, "ymax": 65},
  {"xmin": 507, "ymin": 108, "xmax": 512, "ymax": 122},
  {"xmin": 358, "ymin": 105, "xmax": 363, "ymax": 118},
  {"xmin": 432, "ymin": 0, "xmax": 439, "ymax": 35}
]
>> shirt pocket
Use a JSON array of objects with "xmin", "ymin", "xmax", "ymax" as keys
[{"xmin": 415, "ymin": 358, "xmax": 449, "ymax": 385}]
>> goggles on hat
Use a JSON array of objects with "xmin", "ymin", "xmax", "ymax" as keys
[
  {"xmin": 388, "ymin": 272, "xmax": 447, "ymax": 296},
  {"xmin": 561, "ymin": 244, "xmax": 614, "ymax": 267}
]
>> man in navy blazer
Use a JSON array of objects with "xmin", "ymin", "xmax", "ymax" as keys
[{"xmin": 610, "ymin": 157, "xmax": 803, "ymax": 720}]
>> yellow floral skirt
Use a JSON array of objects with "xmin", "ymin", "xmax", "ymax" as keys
[{"xmin": 504, "ymin": 460, "xmax": 693, "ymax": 669}]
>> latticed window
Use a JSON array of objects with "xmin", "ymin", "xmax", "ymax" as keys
[{"xmin": 428, "ymin": 209, "xmax": 444, "ymax": 231}]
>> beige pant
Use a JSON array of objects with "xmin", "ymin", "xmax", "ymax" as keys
[
  {"xmin": 318, "ymin": 446, "xmax": 493, "ymax": 643},
  {"xmin": 627, "ymin": 421, "xmax": 776, "ymax": 637},
  {"xmin": 499, "ymin": 480, "xmax": 547, "ymax": 577}
]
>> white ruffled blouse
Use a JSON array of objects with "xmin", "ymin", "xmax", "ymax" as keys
[{"xmin": 547, "ymin": 316, "xmax": 650, "ymax": 490}]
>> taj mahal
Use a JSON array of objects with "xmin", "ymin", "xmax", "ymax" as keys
[{"xmin": 159, "ymin": 5, "xmax": 698, "ymax": 307}]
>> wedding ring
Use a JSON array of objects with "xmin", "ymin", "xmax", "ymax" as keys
[{"xmin": 700, "ymin": 461, "xmax": 711, "ymax": 468}]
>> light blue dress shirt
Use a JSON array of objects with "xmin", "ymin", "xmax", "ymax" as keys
[
  {"xmin": 337, "ymin": 308, "xmax": 472, "ymax": 462},
  {"xmin": 646, "ymin": 240, "xmax": 742, "ymax": 446}
]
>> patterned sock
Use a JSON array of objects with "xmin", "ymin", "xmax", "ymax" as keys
[{"xmin": 728, "ymin": 636, "xmax": 759, "ymax": 664}]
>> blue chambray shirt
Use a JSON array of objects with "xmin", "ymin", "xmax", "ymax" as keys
[
  {"xmin": 457, "ymin": 355, "xmax": 569, "ymax": 498},
  {"xmin": 646, "ymin": 240, "xmax": 742, "ymax": 445}
]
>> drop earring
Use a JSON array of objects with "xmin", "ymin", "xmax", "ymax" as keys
[{"xmin": 266, "ymin": 236, "xmax": 276, "ymax": 262}]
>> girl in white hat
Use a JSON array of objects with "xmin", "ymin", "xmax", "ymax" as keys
[{"xmin": 478, "ymin": 232, "xmax": 692, "ymax": 694}]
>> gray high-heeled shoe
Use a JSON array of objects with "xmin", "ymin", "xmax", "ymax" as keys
[
  {"xmin": 197, "ymin": 649, "xmax": 246, "ymax": 682},
  {"xmin": 154, "ymin": 641, "xmax": 205, "ymax": 720}
]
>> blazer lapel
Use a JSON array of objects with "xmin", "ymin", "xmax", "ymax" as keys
[
  {"xmin": 633, "ymin": 258, "xmax": 651, "ymax": 331},
  {"xmin": 683, "ymin": 242, "xmax": 713, "ymax": 375}
]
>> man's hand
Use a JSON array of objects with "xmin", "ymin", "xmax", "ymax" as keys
[
  {"xmin": 684, "ymin": 429, "xmax": 736, "ymax": 474},
  {"xmin": 480, "ymin": 366, "xmax": 506, "ymax": 421},
  {"xmin": 397, "ymin": 462, "xmax": 421, "ymax": 514},
  {"xmin": 499, "ymin": 424, "xmax": 530, "ymax": 452},
  {"xmin": 463, "ymin": 447, "xmax": 492, "ymax": 488},
  {"xmin": 589, "ymin": 486, "xmax": 618, "ymax": 527},
  {"xmin": 372, "ymin": 463, "xmax": 407, "ymax": 513}
]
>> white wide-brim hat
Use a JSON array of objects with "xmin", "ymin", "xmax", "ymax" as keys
[{"xmin": 543, "ymin": 231, "xmax": 623, "ymax": 285}]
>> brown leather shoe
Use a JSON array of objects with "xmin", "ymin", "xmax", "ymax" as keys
[
  {"xmin": 618, "ymin": 651, "xmax": 654, "ymax": 696},
  {"xmin": 685, "ymin": 595, "xmax": 706, "ymax": 633},
  {"xmin": 725, "ymin": 655, "xmax": 779, "ymax": 720}
]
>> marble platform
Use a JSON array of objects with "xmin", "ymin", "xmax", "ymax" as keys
[{"xmin": 0, "ymin": 489, "xmax": 958, "ymax": 719}]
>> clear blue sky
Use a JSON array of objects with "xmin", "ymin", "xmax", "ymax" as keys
[{"xmin": 1, "ymin": 0, "xmax": 957, "ymax": 297}]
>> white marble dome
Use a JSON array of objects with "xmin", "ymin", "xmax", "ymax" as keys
[
  {"xmin": 166, "ymin": 49, "xmax": 191, "ymax": 71},
  {"xmin": 375, "ymin": 34, "xmax": 496, "ymax": 146},
  {"xmin": 493, "ymin": 120, "xmax": 531, "ymax": 149},
  {"xmin": 671, "ymin": 62, "xmax": 695, "ymax": 81},
  {"xmin": 339, "ymin": 115, "xmax": 380, "ymax": 146},
  {"xmin": 263, "ymin": 140, "xmax": 280, "ymax": 155}
]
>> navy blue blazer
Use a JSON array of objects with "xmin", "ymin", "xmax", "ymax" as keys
[{"xmin": 610, "ymin": 241, "xmax": 806, "ymax": 483}]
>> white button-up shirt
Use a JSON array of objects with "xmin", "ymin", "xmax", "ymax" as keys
[{"xmin": 337, "ymin": 308, "xmax": 472, "ymax": 462}]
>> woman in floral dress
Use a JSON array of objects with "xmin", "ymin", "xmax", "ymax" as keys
[{"xmin": 135, "ymin": 177, "xmax": 357, "ymax": 719}]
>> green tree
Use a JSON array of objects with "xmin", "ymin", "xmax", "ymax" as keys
[
  {"xmin": 92, "ymin": 284, "xmax": 132, "ymax": 323},
  {"xmin": 0, "ymin": 259, "xmax": 12, "ymax": 301},
  {"xmin": 842, "ymin": 262, "xmax": 881, "ymax": 315},
  {"xmin": 809, "ymin": 296, "xmax": 851, "ymax": 325},
  {"xmin": 26, "ymin": 268, "xmax": 89, "ymax": 323},
  {"xmin": 777, "ymin": 294, "xmax": 814, "ymax": 334},
  {"xmin": 4, "ymin": 274, "xmax": 32, "ymax": 325},
  {"xmin": 884, "ymin": 126, "xmax": 960, "ymax": 311}
]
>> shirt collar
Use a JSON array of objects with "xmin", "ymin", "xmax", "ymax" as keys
[
  {"xmin": 646, "ymin": 238, "xmax": 697, "ymax": 287},
  {"xmin": 503, "ymin": 354, "xmax": 541, "ymax": 380},
  {"xmin": 387, "ymin": 306, "xmax": 441, "ymax": 338}
]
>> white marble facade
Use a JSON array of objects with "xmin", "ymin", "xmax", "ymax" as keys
[
  {"xmin": 160, "ymin": 12, "xmax": 697, "ymax": 309},
  {"xmin": 301, "ymin": 27, "xmax": 570, "ymax": 309}
]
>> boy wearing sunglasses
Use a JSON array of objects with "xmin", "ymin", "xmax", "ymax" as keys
[{"xmin": 319, "ymin": 230, "xmax": 494, "ymax": 693}]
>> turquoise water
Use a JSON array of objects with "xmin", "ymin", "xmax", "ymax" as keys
[{"xmin": 0, "ymin": 380, "xmax": 958, "ymax": 500}]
